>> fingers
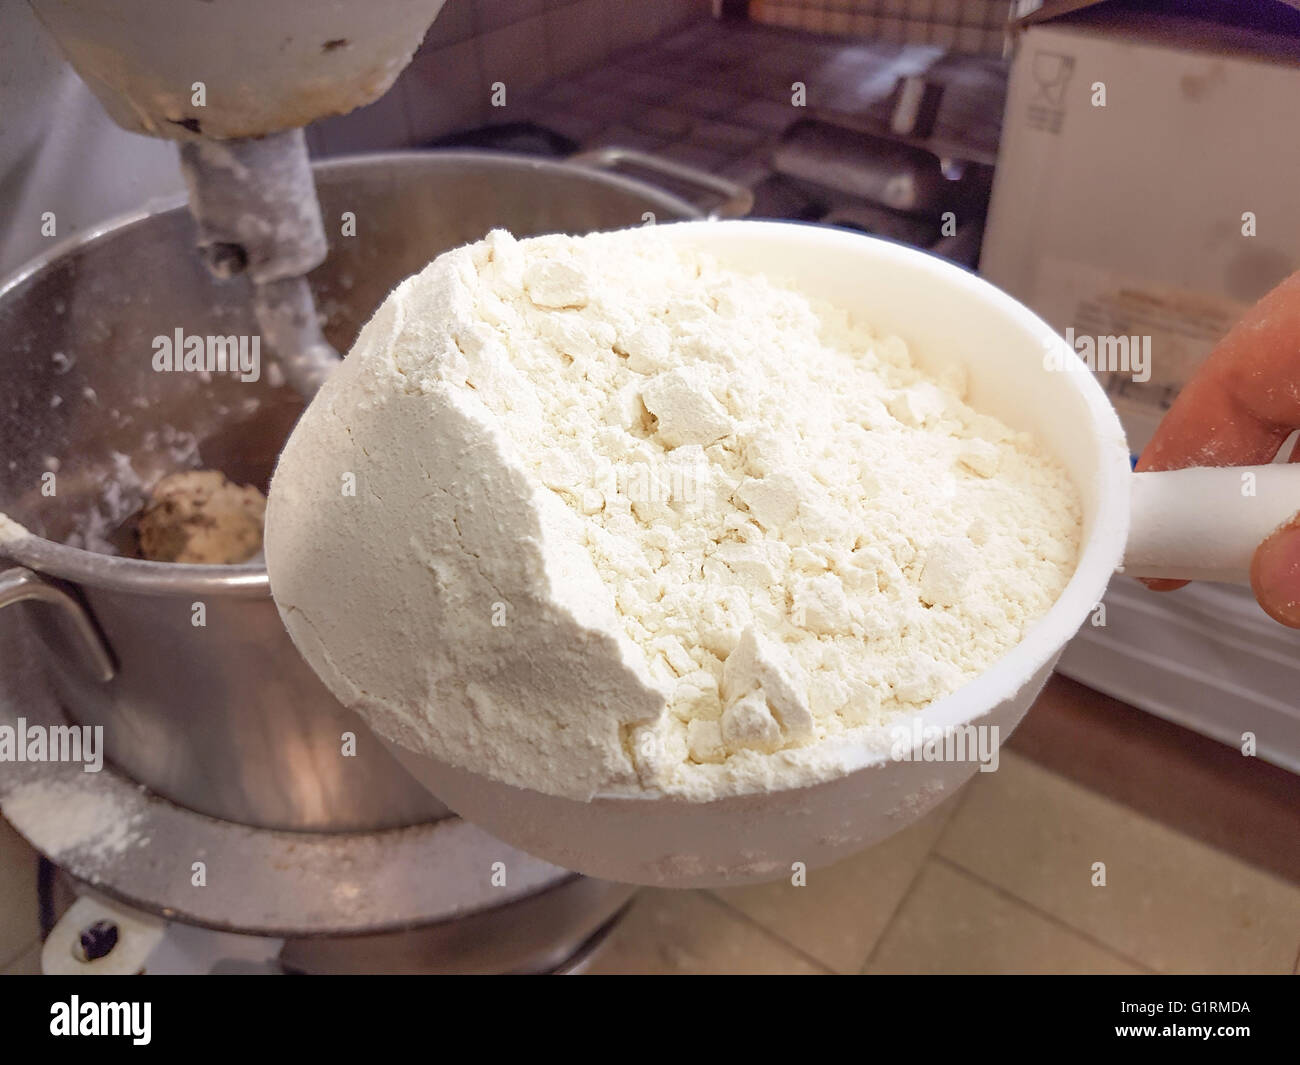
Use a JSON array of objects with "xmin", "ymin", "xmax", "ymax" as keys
[
  {"xmin": 1138, "ymin": 270, "xmax": 1300, "ymax": 475},
  {"xmin": 1251, "ymin": 515, "xmax": 1300, "ymax": 628},
  {"xmin": 1135, "ymin": 270, "xmax": 1300, "ymax": 599},
  {"xmin": 1140, "ymin": 576, "xmax": 1188, "ymax": 591}
]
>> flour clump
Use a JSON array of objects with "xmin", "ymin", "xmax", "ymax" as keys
[{"xmin": 265, "ymin": 227, "xmax": 1081, "ymax": 802}]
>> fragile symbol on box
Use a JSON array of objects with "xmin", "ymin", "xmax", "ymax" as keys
[{"xmin": 1027, "ymin": 50, "xmax": 1075, "ymax": 133}]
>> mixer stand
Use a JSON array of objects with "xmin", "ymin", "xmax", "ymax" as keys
[{"xmin": 0, "ymin": 621, "xmax": 632, "ymax": 974}]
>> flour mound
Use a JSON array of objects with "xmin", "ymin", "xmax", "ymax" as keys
[{"xmin": 265, "ymin": 227, "xmax": 1080, "ymax": 802}]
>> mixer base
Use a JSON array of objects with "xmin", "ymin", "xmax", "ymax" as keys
[{"xmin": 0, "ymin": 622, "xmax": 633, "ymax": 971}]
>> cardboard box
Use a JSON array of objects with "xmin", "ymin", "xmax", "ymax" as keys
[
  {"xmin": 981, "ymin": 0, "xmax": 1300, "ymax": 453},
  {"xmin": 984, "ymin": 2, "xmax": 1300, "ymax": 770}
]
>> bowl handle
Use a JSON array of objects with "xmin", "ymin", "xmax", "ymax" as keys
[
  {"xmin": 1124, "ymin": 464, "xmax": 1300, "ymax": 583},
  {"xmin": 0, "ymin": 567, "xmax": 115, "ymax": 682},
  {"xmin": 569, "ymin": 147, "xmax": 755, "ymax": 219}
]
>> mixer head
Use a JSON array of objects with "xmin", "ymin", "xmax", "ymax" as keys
[
  {"xmin": 26, "ymin": 0, "xmax": 449, "ymax": 140},
  {"xmin": 27, "ymin": 0, "xmax": 451, "ymax": 395}
]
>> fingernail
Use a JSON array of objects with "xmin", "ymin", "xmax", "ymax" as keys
[
  {"xmin": 1138, "ymin": 577, "xmax": 1187, "ymax": 592},
  {"xmin": 1251, "ymin": 520, "xmax": 1300, "ymax": 628}
]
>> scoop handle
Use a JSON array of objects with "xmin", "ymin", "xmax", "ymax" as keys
[{"xmin": 1124, "ymin": 464, "xmax": 1300, "ymax": 583}]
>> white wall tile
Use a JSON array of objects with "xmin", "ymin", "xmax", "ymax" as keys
[
  {"xmin": 402, "ymin": 39, "xmax": 487, "ymax": 142},
  {"xmin": 480, "ymin": 13, "xmax": 553, "ymax": 102},
  {"xmin": 605, "ymin": 0, "xmax": 668, "ymax": 57},
  {"xmin": 309, "ymin": 81, "xmax": 413, "ymax": 155},
  {"xmin": 474, "ymin": 0, "xmax": 547, "ymax": 34},
  {"xmin": 422, "ymin": 0, "xmax": 477, "ymax": 48},
  {"xmin": 546, "ymin": 0, "xmax": 612, "ymax": 80}
]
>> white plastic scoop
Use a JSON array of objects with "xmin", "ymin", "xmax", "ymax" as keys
[
  {"xmin": 1126, "ymin": 465, "xmax": 1299, "ymax": 583},
  {"xmin": 304, "ymin": 221, "xmax": 1300, "ymax": 887}
]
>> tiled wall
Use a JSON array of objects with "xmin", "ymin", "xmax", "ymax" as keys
[
  {"xmin": 308, "ymin": 0, "xmax": 713, "ymax": 156},
  {"xmin": 749, "ymin": 0, "xmax": 1011, "ymax": 55}
]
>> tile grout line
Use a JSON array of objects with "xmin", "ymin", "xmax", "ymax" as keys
[
  {"xmin": 0, "ymin": 933, "xmax": 40, "ymax": 973},
  {"xmin": 992, "ymin": 747, "xmax": 1300, "ymax": 907},
  {"xmin": 698, "ymin": 891, "xmax": 837, "ymax": 974},
  {"xmin": 1008, "ymin": 705, "xmax": 1300, "ymax": 890},
  {"xmin": 930, "ymin": 853, "xmax": 1161, "ymax": 975},
  {"xmin": 858, "ymin": 783, "xmax": 981, "ymax": 973}
]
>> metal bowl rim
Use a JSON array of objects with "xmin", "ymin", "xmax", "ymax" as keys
[{"xmin": 0, "ymin": 149, "xmax": 704, "ymax": 597}]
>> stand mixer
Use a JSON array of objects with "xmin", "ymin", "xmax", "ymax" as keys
[
  {"xmin": 28, "ymin": 0, "xmax": 453, "ymax": 396},
  {"xmin": 0, "ymin": 0, "xmax": 728, "ymax": 973}
]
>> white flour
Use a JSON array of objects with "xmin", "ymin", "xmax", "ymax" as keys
[
  {"xmin": 1, "ymin": 777, "xmax": 150, "ymax": 863},
  {"xmin": 61, "ymin": 428, "xmax": 201, "ymax": 555},
  {"xmin": 266, "ymin": 227, "xmax": 1081, "ymax": 802},
  {"xmin": 0, "ymin": 512, "xmax": 30, "ymax": 542}
]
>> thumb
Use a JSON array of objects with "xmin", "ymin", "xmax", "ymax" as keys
[{"xmin": 1251, "ymin": 515, "xmax": 1300, "ymax": 628}]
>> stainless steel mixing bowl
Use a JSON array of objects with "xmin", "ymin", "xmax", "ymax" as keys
[{"xmin": 0, "ymin": 150, "xmax": 726, "ymax": 831}]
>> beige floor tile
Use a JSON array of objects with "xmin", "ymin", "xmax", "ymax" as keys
[
  {"xmin": 0, "ymin": 816, "xmax": 40, "ymax": 968},
  {"xmin": 1013, "ymin": 675, "xmax": 1300, "ymax": 886},
  {"xmin": 937, "ymin": 750, "xmax": 1300, "ymax": 974},
  {"xmin": 865, "ymin": 860, "xmax": 1145, "ymax": 974},
  {"xmin": 711, "ymin": 797, "xmax": 960, "ymax": 972},
  {"xmin": 584, "ymin": 889, "xmax": 828, "ymax": 974},
  {"xmin": 1, "ymin": 938, "xmax": 41, "ymax": 975}
]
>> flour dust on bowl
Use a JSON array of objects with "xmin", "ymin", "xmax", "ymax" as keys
[
  {"xmin": 0, "ymin": 151, "xmax": 707, "ymax": 836},
  {"xmin": 264, "ymin": 220, "xmax": 1287, "ymax": 887}
]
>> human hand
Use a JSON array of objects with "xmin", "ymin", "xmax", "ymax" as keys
[{"xmin": 1135, "ymin": 271, "xmax": 1300, "ymax": 627}]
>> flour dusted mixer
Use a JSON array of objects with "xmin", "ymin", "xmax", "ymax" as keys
[
  {"xmin": 27, "ymin": 0, "xmax": 455, "ymax": 396},
  {"xmin": 0, "ymin": 1, "xmax": 728, "ymax": 973}
]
